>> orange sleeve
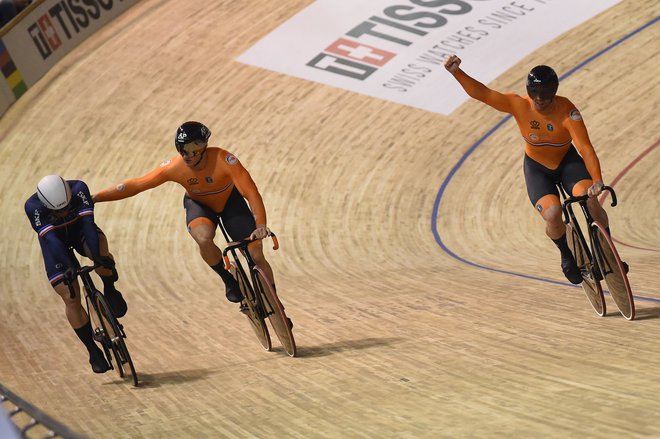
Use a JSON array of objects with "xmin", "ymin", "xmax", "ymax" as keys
[
  {"xmin": 452, "ymin": 69, "xmax": 516, "ymax": 114},
  {"xmin": 564, "ymin": 110, "xmax": 603, "ymax": 182},
  {"xmin": 95, "ymin": 161, "xmax": 172, "ymax": 202},
  {"xmin": 228, "ymin": 158, "xmax": 267, "ymax": 226}
]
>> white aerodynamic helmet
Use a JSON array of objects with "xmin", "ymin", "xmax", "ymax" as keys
[{"xmin": 37, "ymin": 175, "xmax": 72, "ymax": 210}]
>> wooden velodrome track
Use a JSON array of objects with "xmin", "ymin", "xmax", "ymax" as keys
[{"xmin": 1, "ymin": 1, "xmax": 659, "ymax": 437}]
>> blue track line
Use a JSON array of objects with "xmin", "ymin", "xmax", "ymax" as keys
[{"xmin": 431, "ymin": 16, "xmax": 660, "ymax": 303}]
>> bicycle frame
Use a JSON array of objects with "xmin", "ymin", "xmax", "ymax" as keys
[
  {"xmin": 63, "ymin": 257, "xmax": 139, "ymax": 382},
  {"xmin": 219, "ymin": 226, "xmax": 296, "ymax": 356},
  {"xmin": 560, "ymin": 185, "xmax": 617, "ymax": 276},
  {"xmin": 558, "ymin": 186, "xmax": 595, "ymax": 270}
]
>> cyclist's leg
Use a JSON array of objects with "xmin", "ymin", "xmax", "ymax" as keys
[
  {"xmin": 524, "ymin": 155, "xmax": 563, "ymax": 236},
  {"xmin": 247, "ymin": 240, "xmax": 275, "ymax": 287},
  {"xmin": 80, "ymin": 228, "xmax": 126, "ymax": 317},
  {"xmin": 562, "ymin": 147, "xmax": 609, "ymax": 229},
  {"xmin": 45, "ymin": 253, "xmax": 109, "ymax": 373},
  {"xmin": 524, "ymin": 154, "xmax": 581, "ymax": 283},
  {"xmin": 220, "ymin": 188, "xmax": 276, "ymax": 287},
  {"xmin": 184, "ymin": 195, "xmax": 243, "ymax": 302}
]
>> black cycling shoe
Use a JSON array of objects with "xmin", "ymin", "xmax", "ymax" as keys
[
  {"xmin": 225, "ymin": 277, "xmax": 244, "ymax": 303},
  {"xmin": 561, "ymin": 254, "xmax": 583, "ymax": 284},
  {"xmin": 89, "ymin": 349, "xmax": 110, "ymax": 374},
  {"xmin": 105, "ymin": 289, "xmax": 127, "ymax": 318}
]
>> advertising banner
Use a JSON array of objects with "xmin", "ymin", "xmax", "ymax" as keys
[
  {"xmin": 2, "ymin": 0, "xmax": 139, "ymax": 86},
  {"xmin": 238, "ymin": 0, "xmax": 622, "ymax": 115}
]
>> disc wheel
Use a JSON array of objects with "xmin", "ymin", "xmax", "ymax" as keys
[
  {"xmin": 96, "ymin": 293, "xmax": 139, "ymax": 386},
  {"xmin": 592, "ymin": 223, "xmax": 635, "ymax": 320},
  {"xmin": 253, "ymin": 267, "xmax": 296, "ymax": 357},
  {"xmin": 566, "ymin": 222, "xmax": 606, "ymax": 317},
  {"xmin": 231, "ymin": 262, "xmax": 271, "ymax": 351}
]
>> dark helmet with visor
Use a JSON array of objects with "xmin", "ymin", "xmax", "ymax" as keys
[
  {"xmin": 526, "ymin": 65, "xmax": 558, "ymax": 100},
  {"xmin": 175, "ymin": 121, "xmax": 211, "ymax": 154}
]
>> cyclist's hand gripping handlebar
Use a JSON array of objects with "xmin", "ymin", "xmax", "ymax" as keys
[
  {"xmin": 222, "ymin": 232, "xmax": 279, "ymax": 271},
  {"xmin": 62, "ymin": 263, "xmax": 100, "ymax": 299},
  {"xmin": 561, "ymin": 185, "xmax": 617, "ymax": 224}
]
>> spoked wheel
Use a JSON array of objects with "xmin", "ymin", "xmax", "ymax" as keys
[
  {"xmin": 96, "ymin": 293, "xmax": 139, "ymax": 386},
  {"xmin": 230, "ymin": 262, "xmax": 271, "ymax": 351},
  {"xmin": 592, "ymin": 223, "xmax": 635, "ymax": 320},
  {"xmin": 566, "ymin": 222, "xmax": 606, "ymax": 317},
  {"xmin": 253, "ymin": 267, "xmax": 296, "ymax": 357}
]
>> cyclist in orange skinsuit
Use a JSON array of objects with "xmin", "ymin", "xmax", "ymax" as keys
[
  {"xmin": 93, "ymin": 121, "xmax": 273, "ymax": 302},
  {"xmin": 444, "ymin": 55, "xmax": 611, "ymax": 284}
]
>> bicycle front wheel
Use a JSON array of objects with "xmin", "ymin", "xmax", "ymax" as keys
[
  {"xmin": 96, "ymin": 293, "xmax": 139, "ymax": 386},
  {"xmin": 566, "ymin": 221, "xmax": 605, "ymax": 317},
  {"xmin": 231, "ymin": 262, "xmax": 271, "ymax": 351},
  {"xmin": 253, "ymin": 267, "xmax": 296, "ymax": 357},
  {"xmin": 592, "ymin": 223, "xmax": 635, "ymax": 320}
]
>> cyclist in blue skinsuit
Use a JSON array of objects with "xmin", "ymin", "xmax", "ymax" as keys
[{"xmin": 25, "ymin": 175, "xmax": 128, "ymax": 374}]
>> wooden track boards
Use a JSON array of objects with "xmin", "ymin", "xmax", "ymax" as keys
[{"xmin": 1, "ymin": 1, "xmax": 659, "ymax": 437}]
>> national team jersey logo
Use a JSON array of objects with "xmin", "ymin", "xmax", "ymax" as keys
[
  {"xmin": 547, "ymin": 123, "xmax": 554, "ymax": 132},
  {"xmin": 205, "ymin": 177, "xmax": 214, "ymax": 184},
  {"xmin": 569, "ymin": 109, "xmax": 583, "ymax": 121},
  {"xmin": 225, "ymin": 154, "xmax": 238, "ymax": 165}
]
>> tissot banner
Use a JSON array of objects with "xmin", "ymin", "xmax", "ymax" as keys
[
  {"xmin": 238, "ymin": 0, "xmax": 622, "ymax": 115},
  {"xmin": 1, "ymin": 0, "xmax": 139, "ymax": 87}
]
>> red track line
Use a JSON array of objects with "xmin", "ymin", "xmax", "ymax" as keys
[{"xmin": 599, "ymin": 139, "xmax": 660, "ymax": 252}]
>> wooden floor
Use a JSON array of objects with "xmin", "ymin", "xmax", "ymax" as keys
[{"xmin": 1, "ymin": 1, "xmax": 659, "ymax": 437}]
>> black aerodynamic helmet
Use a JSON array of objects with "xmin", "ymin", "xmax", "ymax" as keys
[
  {"xmin": 526, "ymin": 65, "xmax": 559, "ymax": 100},
  {"xmin": 175, "ymin": 121, "xmax": 211, "ymax": 153}
]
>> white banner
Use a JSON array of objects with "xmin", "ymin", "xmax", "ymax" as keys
[
  {"xmin": 2, "ymin": 0, "xmax": 139, "ymax": 87},
  {"xmin": 239, "ymin": 0, "xmax": 622, "ymax": 115}
]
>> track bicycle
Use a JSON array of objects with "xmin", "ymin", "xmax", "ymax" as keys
[
  {"xmin": 219, "ymin": 226, "xmax": 297, "ymax": 357},
  {"xmin": 65, "ymin": 257, "xmax": 139, "ymax": 385},
  {"xmin": 560, "ymin": 185, "xmax": 635, "ymax": 320}
]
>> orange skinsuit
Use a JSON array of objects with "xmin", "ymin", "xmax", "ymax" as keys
[
  {"xmin": 95, "ymin": 147, "xmax": 266, "ymax": 225},
  {"xmin": 452, "ymin": 70, "xmax": 602, "ymax": 182}
]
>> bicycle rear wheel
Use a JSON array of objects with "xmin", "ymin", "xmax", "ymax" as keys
[
  {"xmin": 96, "ymin": 293, "xmax": 139, "ymax": 386},
  {"xmin": 566, "ymin": 221, "xmax": 606, "ymax": 317},
  {"xmin": 592, "ymin": 223, "xmax": 635, "ymax": 320},
  {"xmin": 253, "ymin": 267, "xmax": 296, "ymax": 357},
  {"xmin": 230, "ymin": 262, "xmax": 271, "ymax": 351}
]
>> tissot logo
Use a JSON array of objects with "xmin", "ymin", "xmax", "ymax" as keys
[
  {"xmin": 238, "ymin": 0, "xmax": 623, "ymax": 115},
  {"xmin": 27, "ymin": 0, "xmax": 125, "ymax": 60},
  {"xmin": 307, "ymin": 0, "xmax": 479, "ymax": 80}
]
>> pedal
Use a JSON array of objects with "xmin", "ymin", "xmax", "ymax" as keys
[{"xmin": 93, "ymin": 329, "xmax": 104, "ymax": 343}]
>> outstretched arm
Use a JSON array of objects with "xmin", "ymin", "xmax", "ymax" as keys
[
  {"xmin": 444, "ymin": 55, "xmax": 515, "ymax": 114},
  {"xmin": 93, "ymin": 162, "xmax": 170, "ymax": 202}
]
